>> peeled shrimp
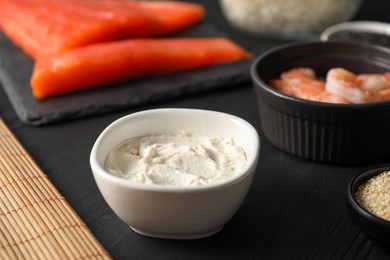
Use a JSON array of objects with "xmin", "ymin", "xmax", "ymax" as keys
[
  {"xmin": 281, "ymin": 67, "xmax": 315, "ymax": 80},
  {"xmin": 377, "ymin": 88, "xmax": 390, "ymax": 100},
  {"xmin": 357, "ymin": 74, "xmax": 389, "ymax": 94},
  {"xmin": 291, "ymin": 78, "xmax": 325, "ymax": 101},
  {"xmin": 269, "ymin": 68, "xmax": 324, "ymax": 100},
  {"xmin": 268, "ymin": 79, "xmax": 295, "ymax": 96},
  {"xmin": 325, "ymin": 68, "xmax": 370, "ymax": 104},
  {"xmin": 293, "ymin": 84, "xmax": 324, "ymax": 101},
  {"xmin": 319, "ymin": 92, "xmax": 350, "ymax": 104},
  {"xmin": 269, "ymin": 67, "xmax": 390, "ymax": 104}
]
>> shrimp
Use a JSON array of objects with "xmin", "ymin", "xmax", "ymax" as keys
[
  {"xmin": 356, "ymin": 74, "xmax": 389, "ymax": 94},
  {"xmin": 270, "ymin": 68, "xmax": 325, "ymax": 100},
  {"xmin": 269, "ymin": 67, "xmax": 390, "ymax": 104},
  {"xmin": 319, "ymin": 91, "xmax": 350, "ymax": 104},
  {"xmin": 281, "ymin": 67, "xmax": 315, "ymax": 80},
  {"xmin": 377, "ymin": 88, "xmax": 390, "ymax": 101},
  {"xmin": 293, "ymin": 84, "xmax": 324, "ymax": 101},
  {"xmin": 325, "ymin": 68, "xmax": 369, "ymax": 104},
  {"xmin": 385, "ymin": 72, "xmax": 390, "ymax": 83},
  {"xmin": 289, "ymin": 77, "xmax": 325, "ymax": 101},
  {"xmin": 268, "ymin": 79, "xmax": 295, "ymax": 96},
  {"xmin": 269, "ymin": 74, "xmax": 323, "ymax": 96}
]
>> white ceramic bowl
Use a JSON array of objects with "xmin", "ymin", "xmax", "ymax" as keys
[{"xmin": 90, "ymin": 108, "xmax": 260, "ymax": 239}]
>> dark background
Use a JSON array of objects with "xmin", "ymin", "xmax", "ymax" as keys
[{"xmin": 1, "ymin": 0, "xmax": 390, "ymax": 259}]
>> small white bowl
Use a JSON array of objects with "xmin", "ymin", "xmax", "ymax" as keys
[{"xmin": 90, "ymin": 108, "xmax": 260, "ymax": 239}]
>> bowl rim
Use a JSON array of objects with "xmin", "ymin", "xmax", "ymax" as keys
[
  {"xmin": 321, "ymin": 21, "xmax": 390, "ymax": 42},
  {"xmin": 347, "ymin": 165, "xmax": 390, "ymax": 228},
  {"xmin": 90, "ymin": 108, "xmax": 260, "ymax": 193},
  {"xmin": 250, "ymin": 40, "xmax": 390, "ymax": 109}
]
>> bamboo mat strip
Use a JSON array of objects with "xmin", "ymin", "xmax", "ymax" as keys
[{"xmin": 0, "ymin": 118, "xmax": 111, "ymax": 260}]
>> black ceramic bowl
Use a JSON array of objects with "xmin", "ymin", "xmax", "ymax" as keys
[
  {"xmin": 251, "ymin": 41, "xmax": 390, "ymax": 164},
  {"xmin": 347, "ymin": 165, "xmax": 390, "ymax": 246}
]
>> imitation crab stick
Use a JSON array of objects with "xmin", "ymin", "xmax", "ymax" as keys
[
  {"xmin": 30, "ymin": 38, "xmax": 251, "ymax": 99},
  {"xmin": 0, "ymin": 0, "xmax": 205, "ymax": 59}
]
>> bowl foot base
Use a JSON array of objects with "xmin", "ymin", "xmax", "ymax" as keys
[{"xmin": 129, "ymin": 225, "xmax": 224, "ymax": 239}]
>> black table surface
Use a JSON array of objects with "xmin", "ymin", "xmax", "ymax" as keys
[{"xmin": 1, "ymin": 1, "xmax": 390, "ymax": 259}]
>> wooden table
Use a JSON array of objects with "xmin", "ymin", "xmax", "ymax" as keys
[{"xmin": 1, "ymin": 0, "xmax": 390, "ymax": 259}]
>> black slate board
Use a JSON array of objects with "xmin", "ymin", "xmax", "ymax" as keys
[{"xmin": 0, "ymin": 23, "xmax": 251, "ymax": 126}]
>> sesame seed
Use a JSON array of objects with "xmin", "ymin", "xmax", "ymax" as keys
[{"xmin": 355, "ymin": 171, "xmax": 390, "ymax": 221}]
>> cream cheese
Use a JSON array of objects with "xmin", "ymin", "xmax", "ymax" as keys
[{"xmin": 104, "ymin": 132, "xmax": 247, "ymax": 186}]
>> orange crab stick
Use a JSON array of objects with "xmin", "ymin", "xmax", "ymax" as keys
[{"xmin": 30, "ymin": 38, "xmax": 251, "ymax": 99}]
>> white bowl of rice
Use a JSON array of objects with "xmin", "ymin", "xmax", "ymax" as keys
[{"xmin": 219, "ymin": 0, "xmax": 363, "ymax": 38}]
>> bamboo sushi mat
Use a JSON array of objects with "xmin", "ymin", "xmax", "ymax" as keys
[{"xmin": 0, "ymin": 118, "xmax": 111, "ymax": 259}]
